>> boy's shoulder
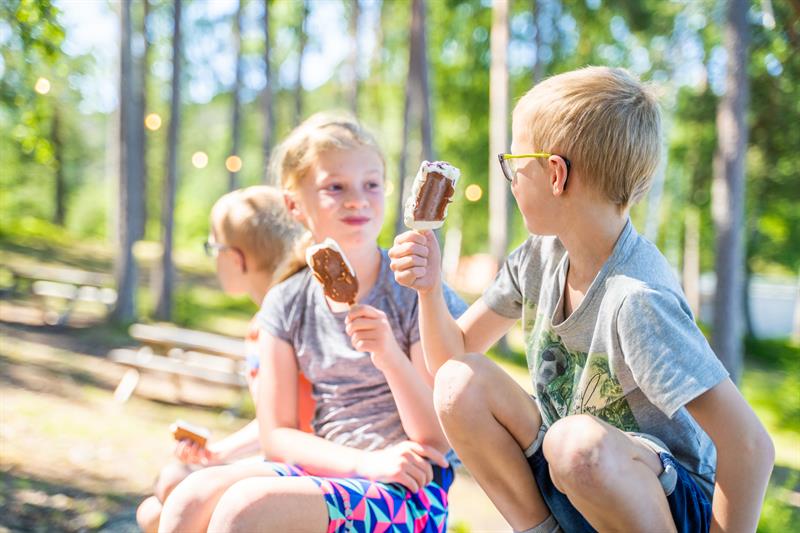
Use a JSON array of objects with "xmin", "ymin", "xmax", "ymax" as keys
[
  {"xmin": 602, "ymin": 232, "xmax": 695, "ymax": 326},
  {"xmin": 506, "ymin": 233, "xmax": 566, "ymax": 273}
]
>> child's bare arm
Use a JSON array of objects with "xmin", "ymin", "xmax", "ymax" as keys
[
  {"xmin": 686, "ymin": 378, "xmax": 774, "ymax": 533},
  {"xmin": 391, "ymin": 230, "xmax": 515, "ymax": 373},
  {"xmin": 345, "ymin": 305, "xmax": 448, "ymax": 451},
  {"xmin": 257, "ymin": 330, "xmax": 447, "ymax": 491}
]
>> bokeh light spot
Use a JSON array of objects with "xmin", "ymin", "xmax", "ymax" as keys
[{"xmin": 225, "ymin": 155, "xmax": 242, "ymax": 172}]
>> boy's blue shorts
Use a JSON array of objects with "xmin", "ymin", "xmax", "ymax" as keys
[{"xmin": 525, "ymin": 432, "xmax": 712, "ymax": 533}]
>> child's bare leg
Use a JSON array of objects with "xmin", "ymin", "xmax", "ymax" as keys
[
  {"xmin": 208, "ymin": 476, "xmax": 328, "ymax": 532},
  {"xmin": 136, "ymin": 462, "xmax": 192, "ymax": 533},
  {"xmin": 158, "ymin": 461, "xmax": 280, "ymax": 533},
  {"xmin": 543, "ymin": 415, "xmax": 675, "ymax": 532},
  {"xmin": 435, "ymin": 353, "xmax": 550, "ymax": 531},
  {"xmin": 135, "ymin": 496, "xmax": 162, "ymax": 533}
]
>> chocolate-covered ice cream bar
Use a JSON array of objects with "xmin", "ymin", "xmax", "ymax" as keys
[
  {"xmin": 170, "ymin": 419, "xmax": 210, "ymax": 448},
  {"xmin": 403, "ymin": 161, "xmax": 461, "ymax": 230},
  {"xmin": 306, "ymin": 238, "xmax": 359, "ymax": 305}
]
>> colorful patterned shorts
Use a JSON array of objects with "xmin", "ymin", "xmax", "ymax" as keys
[{"xmin": 266, "ymin": 462, "xmax": 454, "ymax": 533}]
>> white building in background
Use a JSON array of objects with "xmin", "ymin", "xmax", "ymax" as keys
[{"xmin": 698, "ymin": 274, "xmax": 800, "ymax": 339}]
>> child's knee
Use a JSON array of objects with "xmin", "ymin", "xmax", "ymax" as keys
[
  {"xmin": 543, "ymin": 415, "xmax": 615, "ymax": 492},
  {"xmin": 159, "ymin": 468, "xmax": 218, "ymax": 528},
  {"xmin": 135, "ymin": 495, "xmax": 162, "ymax": 533},
  {"xmin": 433, "ymin": 353, "xmax": 489, "ymax": 422},
  {"xmin": 154, "ymin": 462, "xmax": 193, "ymax": 502},
  {"xmin": 208, "ymin": 479, "xmax": 270, "ymax": 532}
]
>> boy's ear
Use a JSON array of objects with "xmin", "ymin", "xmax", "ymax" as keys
[
  {"xmin": 283, "ymin": 191, "xmax": 306, "ymax": 223},
  {"xmin": 548, "ymin": 156, "xmax": 569, "ymax": 196},
  {"xmin": 232, "ymin": 247, "xmax": 247, "ymax": 274}
]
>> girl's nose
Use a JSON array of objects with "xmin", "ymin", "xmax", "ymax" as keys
[{"xmin": 343, "ymin": 189, "xmax": 369, "ymax": 209}]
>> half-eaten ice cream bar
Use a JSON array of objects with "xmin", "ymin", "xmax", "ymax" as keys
[
  {"xmin": 403, "ymin": 160, "xmax": 461, "ymax": 230},
  {"xmin": 306, "ymin": 238, "xmax": 359, "ymax": 305}
]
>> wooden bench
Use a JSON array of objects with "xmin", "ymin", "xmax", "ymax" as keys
[
  {"xmin": 4, "ymin": 264, "xmax": 116, "ymax": 325},
  {"xmin": 109, "ymin": 324, "xmax": 249, "ymax": 404}
]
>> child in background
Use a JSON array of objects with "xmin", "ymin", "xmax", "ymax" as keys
[
  {"xmin": 390, "ymin": 66, "xmax": 773, "ymax": 532},
  {"xmin": 158, "ymin": 113, "xmax": 467, "ymax": 533},
  {"xmin": 136, "ymin": 185, "xmax": 315, "ymax": 533}
]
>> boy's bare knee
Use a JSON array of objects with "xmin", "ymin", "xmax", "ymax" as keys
[
  {"xmin": 543, "ymin": 415, "xmax": 614, "ymax": 494},
  {"xmin": 155, "ymin": 462, "xmax": 192, "ymax": 502},
  {"xmin": 434, "ymin": 353, "xmax": 489, "ymax": 422}
]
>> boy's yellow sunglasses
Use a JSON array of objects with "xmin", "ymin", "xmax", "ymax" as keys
[{"xmin": 497, "ymin": 152, "xmax": 572, "ymax": 187}]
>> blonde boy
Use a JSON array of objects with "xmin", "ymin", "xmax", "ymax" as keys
[
  {"xmin": 136, "ymin": 186, "xmax": 314, "ymax": 533},
  {"xmin": 390, "ymin": 67, "xmax": 773, "ymax": 532}
]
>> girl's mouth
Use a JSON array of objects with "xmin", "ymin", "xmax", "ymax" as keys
[{"xmin": 342, "ymin": 216, "xmax": 370, "ymax": 226}]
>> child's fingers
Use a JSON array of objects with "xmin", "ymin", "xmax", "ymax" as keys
[
  {"xmin": 405, "ymin": 451, "xmax": 434, "ymax": 486},
  {"xmin": 391, "ymin": 255, "xmax": 427, "ymax": 272},
  {"xmin": 394, "ymin": 268, "xmax": 425, "ymax": 287},
  {"xmin": 345, "ymin": 318, "xmax": 377, "ymax": 335},
  {"xmin": 388, "ymin": 241, "xmax": 429, "ymax": 262},
  {"xmin": 408, "ymin": 442, "xmax": 449, "ymax": 468},
  {"xmin": 396, "ymin": 472, "xmax": 421, "ymax": 493},
  {"xmin": 392, "ymin": 231, "xmax": 427, "ymax": 248}
]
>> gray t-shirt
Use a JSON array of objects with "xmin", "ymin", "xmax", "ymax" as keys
[
  {"xmin": 483, "ymin": 219, "xmax": 728, "ymax": 497},
  {"xmin": 258, "ymin": 248, "xmax": 467, "ymax": 451}
]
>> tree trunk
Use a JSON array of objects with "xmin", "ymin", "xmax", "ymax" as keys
[
  {"xmin": 489, "ymin": 0, "xmax": 509, "ymax": 265},
  {"xmin": 711, "ymin": 0, "xmax": 749, "ymax": 383},
  {"xmin": 154, "ymin": 0, "xmax": 182, "ymax": 321},
  {"xmin": 262, "ymin": 0, "xmax": 275, "ymax": 182},
  {"xmin": 682, "ymin": 206, "xmax": 700, "ymax": 318},
  {"xmin": 532, "ymin": 0, "xmax": 545, "ymax": 83},
  {"xmin": 393, "ymin": 0, "xmax": 432, "ymax": 238},
  {"xmin": 229, "ymin": 0, "xmax": 244, "ymax": 191},
  {"xmin": 792, "ymin": 272, "xmax": 800, "ymax": 345},
  {"xmin": 416, "ymin": 0, "xmax": 433, "ymax": 164},
  {"xmin": 294, "ymin": 0, "xmax": 308, "ymax": 126},
  {"xmin": 111, "ymin": 0, "xmax": 141, "ymax": 324},
  {"xmin": 347, "ymin": 0, "xmax": 360, "ymax": 115},
  {"xmin": 52, "ymin": 106, "xmax": 65, "ymax": 226},
  {"xmin": 132, "ymin": 0, "xmax": 149, "ymax": 241}
]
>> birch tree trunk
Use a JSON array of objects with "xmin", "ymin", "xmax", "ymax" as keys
[
  {"xmin": 489, "ymin": 0, "xmax": 509, "ymax": 265},
  {"xmin": 111, "ymin": 0, "xmax": 141, "ymax": 323},
  {"xmin": 348, "ymin": 0, "xmax": 360, "ymax": 115},
  {"xmin": 132, "ymin": 0, "xmax": 148, "ymax": 241},
  {"xmin": 393, "ymin": 0, "xmax": 432, "ymax": 238},
  {"xmin": 711, "ymin": 0, "xmax": 749, "ymax": 383},
  {"xmin": 229, "ymin": 0, "xmax": 244, "ymax": 191},
  {"xmin": 154, "ymin": 0, "xmax": 182, "ymax": 321},
  {"xmin": 262, "ymin": 0, "xmax": 275, "ymax": 182},
  {"xmin": 294, "ymin": 0, "xmax": 308, "ymax": 126}
]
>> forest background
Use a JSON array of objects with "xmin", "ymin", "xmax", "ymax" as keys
[{"xmin": 0, "ymin": 0, "xmax": 798, "ymax": 531}]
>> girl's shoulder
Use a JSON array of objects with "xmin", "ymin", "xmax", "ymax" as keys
[{"xmin": 263, "ymin": 266, "xmax": 314, "ymax": 311}]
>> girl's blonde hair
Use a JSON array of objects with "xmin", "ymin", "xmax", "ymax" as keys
[
  {"xmin": 210, "ymin": 185, "xmax": 302, "ymax": 284},
  {"xmin": 270, "ymin": 112, "xmax": 385, "ymax": 275}
]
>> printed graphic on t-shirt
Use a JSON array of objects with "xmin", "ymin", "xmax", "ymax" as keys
[{"xmin": 524, "ymin": 300, "xmax": 639, "ymax": 431}]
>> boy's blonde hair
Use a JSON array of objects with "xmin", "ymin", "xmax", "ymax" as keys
[
  {"xmin": 269, "ymin": 111, "xmax": 384, "ymax": 191},
  {"xmin": 515, "ymin": 66, "xmax": 661, "ymax": 207},
  {"xmin": 211, "ymin": 186, "xmax": 301, "ymax": 279}
]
